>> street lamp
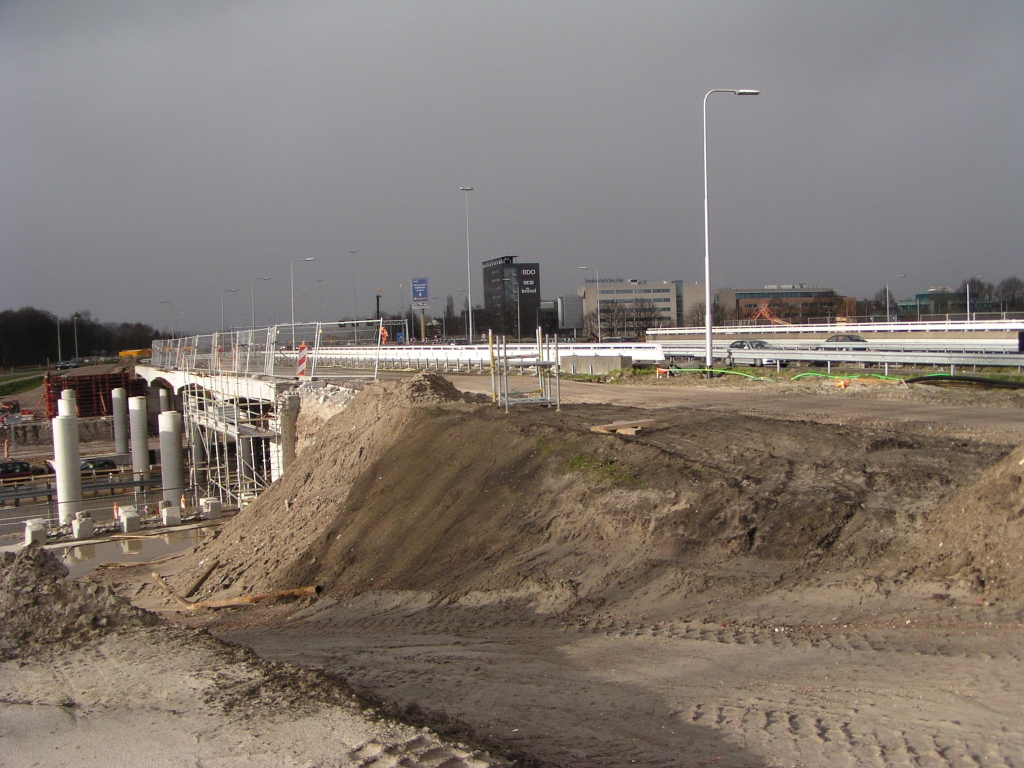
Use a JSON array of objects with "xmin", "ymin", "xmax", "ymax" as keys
[
  {"xmin": 290, "ymin": 258, "xmax": 315, "ymax": 349},
  {"xmin": 72, "ymin": 313, "xmax": 80, "ymax": 360},
  {"xmin": 703, "ymin": 88, "xmax": 759, "ymax": 370},
  {"xmin": 251, "ymin": 277, "xmax": 272, "ymax": 327},
  {"xmin": 349, "ymin": 250, "xmax": 358, "ymax": 320},
  {"xmin": 579, "ymin": 266, "xmax": 602, "ymax": 342},
  {"xmin": 221, "ymin": 289, "xmax": 238, "ymax": 333},
  {"xmin": 460, "ymin": 187, "xmax": 474, "ymax": 342},
  {"xmin": 885, "ymin": 274, "xmax": 906, "ymax": 323},
  {"xmin": 159, "ymin": 301, "xmax": 174, "ymax": 338}
]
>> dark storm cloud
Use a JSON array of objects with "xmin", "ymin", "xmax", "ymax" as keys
[{"xmin": 1, "ymin": 1, "xmax": 1021, "ymax": 331}]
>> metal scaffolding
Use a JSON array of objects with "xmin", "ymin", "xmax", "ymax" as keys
[
  {"xmin": 181, "ymin": 376, "xmax": 281, "ymax": 506},
  {"xmin": 492, "ymin": 330, "xmax": 561, "ymax": 413}
]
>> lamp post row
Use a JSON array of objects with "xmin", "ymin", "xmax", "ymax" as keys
[{"xmin": 169, "ymin": 88, "xmax": 760, "ymax": 348}]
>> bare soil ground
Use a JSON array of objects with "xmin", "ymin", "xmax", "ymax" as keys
[{"xmin": 6, "ymin": 371, "xmax": 1024, "ymax": 767}]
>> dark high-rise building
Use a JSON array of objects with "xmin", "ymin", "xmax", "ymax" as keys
[{"xmin": 482, "ymin": 255, "xmax": 540, "ymax": 338}]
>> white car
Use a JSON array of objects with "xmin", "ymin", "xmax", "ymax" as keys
[{"xmin": 728, "ymin": 339, "xmax": 788, "ymax": 367}]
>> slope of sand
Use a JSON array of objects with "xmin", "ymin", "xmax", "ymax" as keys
[{"xmin": 0, "ymin": 546, "xmax": 515, "ymax": 768}]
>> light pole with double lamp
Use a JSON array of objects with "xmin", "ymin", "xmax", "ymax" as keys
[
  {"xmin": 703, "ymin": 88, "xmax": 759, "ymax": 371},
  {"xmin": 578, "ymin": 266, "xmax": 602, "ymax": 342},
  {"xmin": 290, "ymin": 258, "xmax": 315, "ymax": 349},
  {"xmin": 885, "ymin": 274, "xmax": 906, "ymax": 323},
  {"xmin": 460, "ymin": 187, "xmax": 474, "ymax": 342},
  {"xmin": 251, "ymin": 276, "xmax": 272, "ymax": 328}
]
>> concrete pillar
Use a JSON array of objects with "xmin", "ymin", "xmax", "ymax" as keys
[
  {"xmin": 52, "ymin": 413, "xmax": 82, "ymax": 525},
  {"xmin": 158, "ymin": 388, "xmax": 171, "ymax": 413},
  {"xmin": 57, "ymin": 389, "xmax": 76, "ymax": 417},
  {"xmin": 279, "ymin": 393, "xmax": 300, "ymax": 472},
  {"xmin": 159, "ymin": 410, "xmax": 185, "ymax": 504},
  {"xmin": 112, "ymin": 388, "xmax": 129, "ymax": 455},
  {"xmin": 240, "ymin": 436, "xmax": 255, "ymax": 487},
  {"xmin": 191, "ymin": 425, "xmax": 207, "ymax": 487},
  {"xmin": 129, "ymin": 396, "xmax": 149, "ymax": 482}
]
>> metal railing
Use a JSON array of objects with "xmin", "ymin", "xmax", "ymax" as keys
[{"xmin": 0, "ymin": 482, "xmax": 165, "ymax": 538}]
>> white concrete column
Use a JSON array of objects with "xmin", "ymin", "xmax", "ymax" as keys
[
  {"xmin": 52, "ymin": 414, "xmax": 82, "ymax": 525},
  {"xmin": 57, "ymin": 389, "xmax": 76, "ymax": 417},
  {"xmin": 159, "ymin": 410, "xmax": 185, "ymax": 504},
  {"xmin": 112, "ymin": 388, "xmax": 129, "ymax": 455},
  {"xmin": 158, "ymin": 388, "xmax": 170, "ymax": 413},
  {"xmin": 129, "ymin": 396, "xmax": 149, "ymax": 482}
]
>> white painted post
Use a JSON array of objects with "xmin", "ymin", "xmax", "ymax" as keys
[
  {"xmin": 52, "ymin": 413, "xmax": 82, "ymax": 525},
  {"xmin": 112, "ymin": 388, "xmax": 129, "ymax": 455},
  {"xmin": 159, "ymin": 411, "xmax": 185, "ymax": 505},
  {"xmin": 129, "ymin": 396, "xmax": 149, "ymax": 482}
]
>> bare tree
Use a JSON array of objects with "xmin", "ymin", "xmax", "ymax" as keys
[
  {"xmin": 952, "ymin": 277, "xmax": 995, "ymax": 312},
  {"xmin": 628, "ymin": 299, "xmax": 663, "ymax": 339},
  {"xmin": 995, "ymin": 276, "xmax": 1024, "ymax": 311},
  {"xmin": 685, "ymin": 301, "xmax": 732, "ymax": 327}
]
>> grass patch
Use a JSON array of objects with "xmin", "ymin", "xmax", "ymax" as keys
[
  {"xmin": 564, "ymin": 452, "xmax": 644, "ymax": 486},
  {"xmin": 0, "ymin": 376, "xmax": 44, "ymax": 399},
  {"xmin": 535, "ymin": 437, "xmax": 554, "ymax": 455}
]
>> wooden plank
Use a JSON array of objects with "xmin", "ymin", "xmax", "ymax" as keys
[{"xmin": 590, "ymin": 419, "xmax": 656, "ymax": 434}]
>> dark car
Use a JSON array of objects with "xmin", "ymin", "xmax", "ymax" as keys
[
  {"xmin": 824, "ymin": 333, "xmax": 869, "ymax": 351},
  {"xmin": 728, "ymin": 339, "xmax": 788, "ymax": 367},
  {"xmin": 80, "ymin": 458, "xmax": 118, "ymax": 473},
  {"xmin": 0, "ymin": 460, "xmax": 34, "ymax": 481}
]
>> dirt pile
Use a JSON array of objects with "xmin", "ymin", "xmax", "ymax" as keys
[
  {"xmin": 887, "ymin": 442, "xmax": 1024, "ymax": 595},
  {"xmin": 0, "ymin": 544, "xmax": 157, "ymax": 661},
  {"xmin": 172, "ymin": 373, "xmax": 1023, "ymax": 619},
  {"xmin": 172, "ymin": 372, "xmax": 478, "ymax": 598}
]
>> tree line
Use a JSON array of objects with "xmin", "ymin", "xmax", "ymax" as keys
[{"xmin": 0, "ymin": 307, "xmax": 159, "ymax": 368}]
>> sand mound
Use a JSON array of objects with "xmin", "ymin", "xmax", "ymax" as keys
[
  {"xmin": 171, "ymin": 373, "xmax": 1022, "ymax": 617},
  {"xmin": 172, "ymin": 373, "xmax": 475, "ymax": 598},
  {"xmin": 888, "ymin": 443, "xmax": 1024, "ymax": 594},
  {"xmin": 0, "ymin": 545, "xmax": 157, "ymax": 661}
]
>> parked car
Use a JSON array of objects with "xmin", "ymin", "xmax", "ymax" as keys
[
  {"xmin": 823, "ymin": 333, "xmax": 869, "ymax": 351},
  {"xmin": 728, "ymin": 339, "xmax": 788, "ymax": 367},
  {"xmin": 0, "ymin": 460, "xmax": 35, "ymax": 481}
]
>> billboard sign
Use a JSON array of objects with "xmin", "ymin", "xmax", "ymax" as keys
[{"xmin": 412, "ymin": 278, "xmax": 428, "ymax": 307}]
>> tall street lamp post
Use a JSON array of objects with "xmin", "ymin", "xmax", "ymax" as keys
[
  {"xmin": 460, "ymin": 187, "xmax": 474, "ymax": 342},
  {"xmin": 72, "ymin": 313, "xmax": 80, "ymax": 360},
  {"xmin": 886, "ymin": 274, "xmax": 906, "ymax": 323},
  {"xmin": 703, "ymin": 88, "xmax": 759, "ymax": 371},
  {"xmin": 251, "ymin": 277, "xmax": 272, "ymax": 328},
  {"xmin": 290, "ymin": 258, "xmax": 316, "ymax": 349},
  {"xmin": 159, "ymin": 301, "xmax": 174, "ymax": 338},
  {"xmin": 221, "ymin": 289, "xmax": 238, "ymax": 333},
  {"xmin": 578, "ymin": 266, "xmax": 601, "ymax": 342},
  {"xmin": 349, "ymin": 250, "xmax": 358, "ymax": 320}
]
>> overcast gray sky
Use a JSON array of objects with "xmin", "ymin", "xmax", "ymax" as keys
[{"xmin": 2, "ymin": 1, "xmax": 1022, "ymax": 332}]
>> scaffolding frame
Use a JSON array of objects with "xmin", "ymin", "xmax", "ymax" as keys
[
  {"xmin": 181, "ymin": 373, "xmax": 281, "ymax": 506},
  {"xmin": 493, "ymin": 330, "xmax": 561, "ymax": 413}
]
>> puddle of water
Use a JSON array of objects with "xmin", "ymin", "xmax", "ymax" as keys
[{"xmin": 55, "ymin": 528, "xmax": 207, "ymax": 579}]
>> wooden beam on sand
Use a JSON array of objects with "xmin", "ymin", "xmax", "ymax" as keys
[
  {"xmin": 590, "ymin": 419, "xmax": 656, "ymax": 435},
  {"xmin": 150, "ymin": 572, "xmax": 321, "ymax": 611}
]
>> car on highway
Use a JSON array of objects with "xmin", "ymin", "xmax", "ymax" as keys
[
  {"xmin": 727, "ymin": 339, "xmax": 788, "ymax": 367},
  {"xmin": 823, "ymin": 333, "xmax": 869, "ymax": 351},
  {"xmin": 80, "ymin": 458, "xmax": 118, "ymax": 473},
  {"xmin": 0, "ymin": 460, "xmax": 35, "ymax": 481}
]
